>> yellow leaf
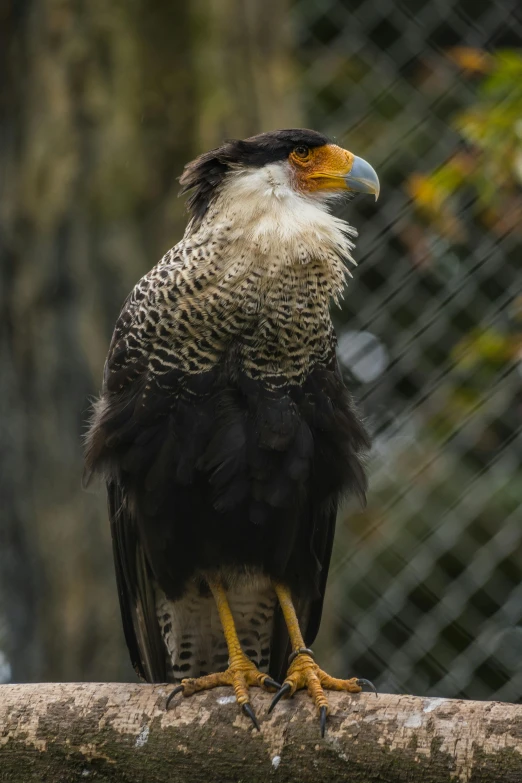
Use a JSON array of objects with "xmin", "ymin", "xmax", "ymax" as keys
[{"xmin": 448, "ymin": 47, "xmax": 493, "ymax": 74}]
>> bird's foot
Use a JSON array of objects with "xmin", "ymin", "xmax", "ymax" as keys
[
  {"xmin": 166, "ymin": 652, "xmax": 279, "ymax": 731},
  {"xmin": 269, "ymin": 647, "xmax": 376, "ymax": 737}
]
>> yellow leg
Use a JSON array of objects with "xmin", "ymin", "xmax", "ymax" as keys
[
  {"xmin": 271, "ymin": 582, "xmax": 372, "ymax": 736},
  {"xmin": 166, "ymin": 577, "xmax": 279, "ymax": 729},
  {"xmin": 274, "ymin": 581, "xmax": 307, "ymax": 650}
]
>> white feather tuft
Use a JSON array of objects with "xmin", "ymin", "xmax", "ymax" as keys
[{"xmin": 183, "ymin": 161, "xmax": 357, "ymax": 301}]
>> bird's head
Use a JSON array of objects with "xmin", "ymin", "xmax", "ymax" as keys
[{"xmin": 180, "ymin": 129, "xmax": 379, "ymax": 223}]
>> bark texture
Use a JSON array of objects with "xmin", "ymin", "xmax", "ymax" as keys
[{"xmin": 1, "ymin": 684, "xmax": 521, "ymax": 782}]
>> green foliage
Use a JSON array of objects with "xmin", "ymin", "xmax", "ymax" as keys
[
  {"xmin": 408, "ymin": 49, "xmax": 522, "ymax": 240},
  {"xmin": 403, "ymin": 49, "xmax": 522, "ymax": 451}
]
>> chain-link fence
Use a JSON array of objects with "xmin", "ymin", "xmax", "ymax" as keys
[
  {"xmin": 297, "ymin": 0, "xmax": 522, "ymax": 703},
  {"xmin": 0, "ymin": 0, "xmax": 520, "ymax": 703}
]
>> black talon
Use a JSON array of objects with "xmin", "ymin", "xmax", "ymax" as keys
[
  {"xmin": 356, "ymin": 678, "xmax": 377, "ymax": 696},
  {"xmin": 242, "ymin": 702, "xmax": 261, "ymax": 731},
  {"xmin": 319, "ymin": 706, "xmax": 327, "ymax": 738},
  {"xmin": 165, "ymin": 685, "xmax": 184, "ymax": 709},
  {"xmin": 263, "ymin": 677, "xmax": 281, "ymax": 691},
  {"xmin": 268, "ymin": 682, "xmax": 291, "ymax": 714}
]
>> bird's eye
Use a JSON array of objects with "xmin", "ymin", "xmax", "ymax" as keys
[{"xmin": 294, "ymin": 146, "xmax": 311, "ymax": 160}]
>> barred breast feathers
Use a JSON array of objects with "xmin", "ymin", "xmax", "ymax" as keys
[{"xmin": 106, "ymin": 160, "xmax": 359, "ymax": 384}]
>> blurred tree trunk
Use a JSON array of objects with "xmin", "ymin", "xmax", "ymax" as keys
[
  {"xmin": 0, "ymin": 0, "xmax": 300, "ymax": 683},
  {"xmin": 190, "ymin": 0, "xmax": 300, "ymax": 149}
]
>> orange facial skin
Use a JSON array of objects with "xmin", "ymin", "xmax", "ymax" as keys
[{"xmin": 289, "ymin": 143, "xmax": 356, "ymax": 193}]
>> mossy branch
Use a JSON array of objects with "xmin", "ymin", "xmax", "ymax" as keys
[{"xmin": 1, "ymin": 683, "xmax": 522, "ymax": 782}]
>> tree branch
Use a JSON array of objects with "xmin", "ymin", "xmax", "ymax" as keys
[{"xmin": 1, "ymin": 683, "xmax": 521, "ymax": 782}]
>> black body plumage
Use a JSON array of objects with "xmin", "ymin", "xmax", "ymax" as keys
[{"xmin": 85, "ymin": 129, "xmax": 370, "ymax": 684}]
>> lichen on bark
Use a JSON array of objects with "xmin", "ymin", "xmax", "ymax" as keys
[{"xmin": 1, "ymin": 684, "xmax": 521, "ymax": 782}]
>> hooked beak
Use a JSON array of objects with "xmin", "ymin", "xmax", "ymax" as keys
[
  {"xmin": 296, "ymin": 143, "xmax": 380, "ymax": 200},
  {"xmin": 344, "ymin": 156, "xmax": 380, "ymax": 200}
]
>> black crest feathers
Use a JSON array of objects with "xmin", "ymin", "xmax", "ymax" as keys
[{"xmin": 179, "ymin": 129, "xmax": 330, "ymax": 221}]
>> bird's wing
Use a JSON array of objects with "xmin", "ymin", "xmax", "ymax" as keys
[
  {"xmin": 269, "ymin": 360, "xmax": 369, "ymax": 682},
  {"xmin": 269, "ymin": 497, "xmax": 337, "ymax": 683},
  {"xmin": 107, "ymin": 480, "xmax": 167, "ymax": 682},
  {"xmin": 303, "ymin": 496, "xmax": 338, "ymax": 646},
  {"xmin": 85, "ymin": 270, "xmax": 179, "ymax": 683}
]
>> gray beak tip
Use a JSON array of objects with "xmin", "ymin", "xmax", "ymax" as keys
[{"xmin": 345, "ymin": 155, "xmax": 380, "ymax": 199}]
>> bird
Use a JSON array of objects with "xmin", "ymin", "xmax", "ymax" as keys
[{"xmin": 84, "ymin": 128, "xmax": 379, "ymax": 736}]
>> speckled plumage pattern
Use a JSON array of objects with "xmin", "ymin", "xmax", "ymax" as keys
[
  {"xmin": 104, "ymin": 163, "xmax": 356, "ymax": 391},
  {"xmin": 85, "ymin": 130, "xmax": 370, "ymax": 685},
  {"xmin": 156, "ymin": 577, "xmax": 275, "ymax": 680}
]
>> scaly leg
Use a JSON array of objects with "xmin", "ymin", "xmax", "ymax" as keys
[
  {"xmin": 269, "ymin": 582, "xmax": 375, "ymax": 736},
  {"xmin": 166, "ymin": 577, "xmax": 279, "ymax": 730}
]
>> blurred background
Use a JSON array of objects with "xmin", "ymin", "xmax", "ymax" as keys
[{"xmin": 0, "ymin": 0, "xmax": 520, "ymax": 702}]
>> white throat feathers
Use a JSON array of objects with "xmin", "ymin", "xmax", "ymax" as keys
[
  {"xmin": 182, "ymin": 161, "xmax": 358, "ymax": 305},
  {"xmin": 119, "ymin": 159, "xmax": 363, "ymax": 384}
]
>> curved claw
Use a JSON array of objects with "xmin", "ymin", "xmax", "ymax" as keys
[
  {"xmin": 356, "ymin": 678, "xmax": 378, "ymax": 696},
  {"xmin": 263, "ymin": 677, "xmax": 281, "ymax": 691},
  {"xmin": 319, "ymin": 705, "xmax": 328, "ymax": 738},
  {"xmin": 242, "ymin": 702, "xmax": 260, "ymax": 731},
  {"xmin": 268, "ymin": 682, "xmax": 292, "ymax": 714},
  {"xmin": 165, "ymin": 684, "xmax": 184, "ymax": 710}
]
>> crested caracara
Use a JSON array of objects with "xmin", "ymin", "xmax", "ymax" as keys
[{"xmin": 85, "ymin": 128, "xmax": 380, "ymax": 735}]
